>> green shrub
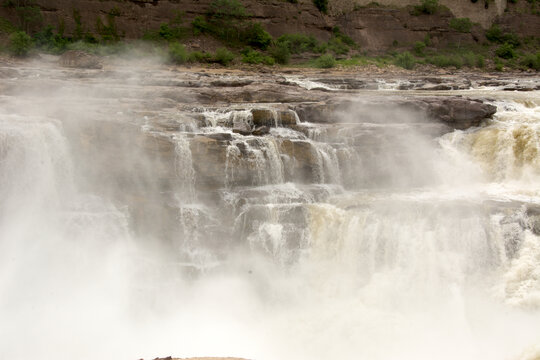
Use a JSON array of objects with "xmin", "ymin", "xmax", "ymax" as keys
[
  {"xmin": 277, "ymin": 33, "xmax": 319, "ymax": 53},
  {"xmin": 33, "ymin": 25, "xmax": 70, "ymax": 54},
  {"xmin": 193, "ymin": 1, "xmax": 270, "ymax": 49},
  {"xmin": 412, "ymin": 0, "xmax": 439, "ymax": 14},
  {"xmin": 192, "ymin": 16, "xmax": 210, "ymax": 35},
  {"xmin": 313, "ymin": 0, "xmax": 328, "ymax": 13},
  {"xmin": 495, "ymin": 42, "xmax": 516, "ymax": 59},
  {"xmin": 269, "ymin": 42, "xmax": 290, "ymax": 64},
  {"xmin": 241, "ymin": 48, "xmax": 274, "ymax": 64},
  {"xmin": 413, "ymin": 41, "xmax": 426, "ymax": 56},
  {"xmin": 476, "ymin": 54, "xmax": 485, "ymax": 68},
  {"xmin": 33, "ymin": 25, "xmax": 54, "ymax": 47},
  {"xmin": 143, "ymin": 13, "xmax": 188, "ymax": 42},
  {"xmin": 205, "ymin": 0, "xmax": 247, "ymax": 42},
  {"xmin": 332, "ymin": 27, "xmax": 355, "ymax": 47},
  {"xmin": 327, "ymin": 37, "xmax": 349, "ymax": 55},
  {"xmin": 84, "ymin": 32, "xmax": 98, "ymax": 44},
  {"xmin": 208, "ymin": 0, "xmax": 247, "ymax": 19},
  {"xmin": 520, "ymin": 52, "xmax": 540, "ymax": 70},
  {"xmin": 424, "ymin": 33, "xmax": 431, "ymax": 46},
  {"xmin": 241, "ymin": 23, "xmax": 272, "ymax": 50},
  {"xmin": 188, "ymin": 51, "xmax": 212, "ymax": 63},
  {"xmin": 213, "ymin": 47, "xmax": 235, "ymax": 65},
  {"xmin": 66, "ymin": 40, "xmax": 98, "ymax": 54},
  {"xmin": 486, "ymin": 24, "xmax": 503, "ymax": 42},
  {"xmin": 504, "ymin": 33, "xmax": 521, "ymax": 47},
  {"xmin": 314, "ymin": 42, "xmax": 328, "ymax": 53},
  {"xmin": 486, "ymin": 24, "xmax": 520, "ymax": 47},
  {"xmin": 394, "ymin": 51, "xmax": 416, "ymax": 69},
  {"xmin": 449, "ymin": 17, "xmax": 473, "ymax": 32},
  {"xmin": 315, "ymin": 53, "xmax": 335, "ymax": 68},
  {"xmin": 427, "ymin": 54, "xmax": 463, "ymax": 68},
  {"xmin": 169, "ymin": 42, "xmax": 189, "ymax": 63},
  {"xmin": 158, "ymin": 23, "xmax": 178, "ymax": 40},
  {"xmin": 9, "ymin": 31, "xmax": 33, "ymax": 56},
  {"xmin": 494, "ymin": 58, "xmax": 504, "ymax": 71},
  {"xmin": 462, "ymin": 52, "xmax": 476, "ymax": 67}
]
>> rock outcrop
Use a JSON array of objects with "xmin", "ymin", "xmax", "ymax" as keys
[
  {"xmin": 295, "ymin": 96, "xmax": 496, "ymax": 130},
  {"xmin": 424, "ymin": 97, "xmax": 497, "ymax": 130}
]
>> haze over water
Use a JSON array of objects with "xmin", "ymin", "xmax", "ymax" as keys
[{"xmin": 0, "ymin": 59, "xmax": 539, "ymax": 360}]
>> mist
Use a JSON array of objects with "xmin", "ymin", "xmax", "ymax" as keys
[{"xmin": 1, "ymin": 53, "xmax": 540, "ymax": 360}]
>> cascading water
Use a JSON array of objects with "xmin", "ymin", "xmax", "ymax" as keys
[
  {"xmin": 444, "ymin": 99, "xmax": 540, "ymax": 183},
  {"xmin": 225, "ymin": 136, "xmax": 284, "ymax": 187},
  {"xmin": 0, "ymin": 113, "xmax": 135, "ymax": 360},
  {"xmin": 0, "ymin": 61, "xmax": 539, "ymax": 360},
  {"xmin": 174, "ymin": 134, "xmax": 196, "ymax": 202}
]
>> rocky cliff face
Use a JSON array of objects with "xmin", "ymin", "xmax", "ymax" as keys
[
  {"xmin": 1, "ymin": 0, "xmax": 536, "ymax": 52},
  {"xmin": 331, "ymin": 0, "xmax": 507, "ymax": 27}
]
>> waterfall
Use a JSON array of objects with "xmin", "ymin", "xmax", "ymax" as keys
[
  {"xmin": 225, "ymin": 137, "xmax": 284, "ymax": 188},
  {"xmin": 0, "ymin": 113, "xmax": 135, "ymax": 360},
  {"xmin": 312, "ymin": 142, "xmax": 341, "ymax": 184},
  {"xmin": 177, "ymin": 205, "xmax": 219, "ymax": 270},
  {"xmin": 174, "ymin": 133, "xmax": 196, "ymax": 202},
  {"xmin": 1, "ymin": 61, "xmax": 539, "ymax": 360},
  {"xmin": 0, "ymin": 115, "xmax": 74, "ymax": 211},
  {"xmin": 438, "ymin": 99, "xmax": 540, "ymax": 185}
]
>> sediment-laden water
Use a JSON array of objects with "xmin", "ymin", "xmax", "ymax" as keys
[{"xmin": 0, "ymin": 59, "xmax": 539, "ymax": 360}]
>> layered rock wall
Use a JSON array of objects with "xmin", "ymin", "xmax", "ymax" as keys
[
  {"xmin": 1, "ymin": 0, "xmax": 532, "ymax": 52},
  {"xmin": 331, "ymin": 0, "xmax": 506, "ymax": 27}
]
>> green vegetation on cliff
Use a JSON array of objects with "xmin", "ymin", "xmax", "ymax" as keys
[
  {"xmin": 449, "ymin": 18, "xmax": 473, "ymax": 33},
  {"xmin": 2, "ymin": 0, "xmax": 41, "ymax": 32},
  {"xmin": 0, "ymin": 0, "xmax": 538, "ymax": 72},
  {"xmin": 8, "ymin": 30, "xmax": 32, "ymax": 56},
  {"xmin": 411, "ymin": 0, "xmax": 440, "ymax": 15},
  {"xmin": 312, "ymin": 0, "xmax": 328, "ymax": 13}
]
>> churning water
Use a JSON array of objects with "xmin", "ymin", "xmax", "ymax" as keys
[{"xmin": 0, "ymin": 64, "xmax": 539, "ymax": 360}]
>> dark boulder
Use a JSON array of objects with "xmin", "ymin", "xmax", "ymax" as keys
[{"xmin": 425, "ymin": 97, "xmax": 497, "ymax": 129}]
